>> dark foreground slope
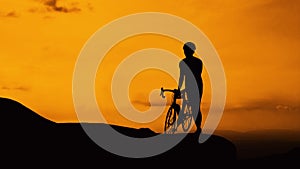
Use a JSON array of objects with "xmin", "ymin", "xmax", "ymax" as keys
[{"xmin": 0, "ymin": 97, "xmax": 235, "ymax": 167}]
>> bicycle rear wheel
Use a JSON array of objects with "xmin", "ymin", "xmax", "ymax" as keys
[
  {"xmin": 181, "ymin": 101, "xmax": 193, "ymax": 132},
  {"xmin": 164, "ymin": 107, "xmax": 177, "ymax": 134}
]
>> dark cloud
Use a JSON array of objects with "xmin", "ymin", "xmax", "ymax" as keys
[
  {"xmin": 1, "ymin": 86, "xmax": 30, "ymax": 92},
  {"xmin": 5, "ymin": 11, "xmax": 18, "ymax": 17},
  {"xmin": 227, "ymin": 98, "xmax": 299, "ymax": 113},
  {"xmin": 131, "ymin": 100, "xmax": 150, "ymax": 107},
  {"xmin": 131, "ymin": 99, "xmax": 170, "ymax": 107},
  {"xmin": 0, "ymin": 11, "xmax": 18, "ymax": 18},
  {"xmin": 42, "ymin": 0, "xmax": 81, "ymax": 13},
  {"xmin": 87, "ymin": 2, "xmax": 94, "ymax": 11}
]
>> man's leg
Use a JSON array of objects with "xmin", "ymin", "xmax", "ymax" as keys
[
  {"xmin": 191, "ymin": 92, "xmax": 202, "ymax": 135},
  {"xmin": 194, "ymin": 109, "xmax": 202, "ymax": 135},
  {"xmin": 187, "ymin": 88, "xmax": 202, "ymax": 135},
  {"xmin": 189, "ymin": 97, "xmax": 201, "ymax": 135}
]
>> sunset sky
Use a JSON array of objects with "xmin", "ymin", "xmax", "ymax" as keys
[{"xmin": 1, "ymin": 0, "xmax": 299, "ymax": 133}]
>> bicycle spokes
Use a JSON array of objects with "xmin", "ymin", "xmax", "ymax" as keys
[{"xmin": 164, "ymin": 107, "xmax": 178, "ymax": 134}]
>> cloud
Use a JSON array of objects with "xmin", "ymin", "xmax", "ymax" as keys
[
  {"xmin": 227, "ymin": 98, "xmax": 299, "ymax": 113},
  {"xmin": 1, "ymin": 86, "xmax": 30, "ymax": 92},
  {"xmin": 0, "ymin": 11, "xmax": 18, "ymax": 18},
  {"xmin": 131, "ymin": 99, "xmax": 168, "ymax": 107},
  {"xmin": 220, "ymin": 96, "xmax": 300, "ymax": 131},
  {"xmin": 131, "ymin": 100, "xmax": 150, "ymax": 107},
  {"xmin": 27, "ymin": 0, "xmax": 82, "ymax": 13},
  {"xmin": 38, "ymin": 0, "xmax": 81, "ymax": 13},
  {"xmin": 0, "ymin": 1, "xmax": 84, "ymax": 17},
  {"xmin": 5, "ymin": 11, "xmax": 18, "ymax": 17}
]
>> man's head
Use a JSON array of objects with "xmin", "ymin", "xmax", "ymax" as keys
[{"xmin": 183, "ymin": 42, "xmax": 196, "ymax": 57}]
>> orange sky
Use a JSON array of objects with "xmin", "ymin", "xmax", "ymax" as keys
[{"xmin": 1, "ymin": 0, "xmax": 299, "ymax": 133}]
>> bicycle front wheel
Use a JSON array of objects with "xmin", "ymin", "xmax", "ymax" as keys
[{"xmin": 164, "ymin": 107, "xmax": 177, "ymax": 134}]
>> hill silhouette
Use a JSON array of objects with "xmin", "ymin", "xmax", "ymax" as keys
[
  {"xmin": 215, "ymin": 129, "xmax": 300, "ymax": 157},
  {"xmin": 1, "ymin": 97, "xmax": 237, "ymax": 167},
  {"xmin": 2, "ymin": 97, "xmax": 300, "ymax": 167}
]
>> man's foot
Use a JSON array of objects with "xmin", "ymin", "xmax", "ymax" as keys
[{"xmin": 195, "ymin": 128, "xmax": 202, "ymax": 136}]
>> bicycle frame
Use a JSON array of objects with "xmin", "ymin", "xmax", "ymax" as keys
[{"xmin": 160, "ymin": 87, "xmax": 193, "ymax": 134}]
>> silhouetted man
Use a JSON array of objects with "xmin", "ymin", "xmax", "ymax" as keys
[{"xmin": 178, "ymin": 42, "xmax": 203, "ymax": 136}]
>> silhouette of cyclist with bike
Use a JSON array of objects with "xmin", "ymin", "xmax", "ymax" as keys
[{"xmin": 178, "ymin": 42, "xmax": 203, "ymax": 137}]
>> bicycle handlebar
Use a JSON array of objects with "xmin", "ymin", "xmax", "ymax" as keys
[
  {"xmin": 160, "ymin": 87, "xmax": 183, "ymax": 99},
  {"xmin": 160, "ymin": 87, "xmax": 166, "ymax": 98}
]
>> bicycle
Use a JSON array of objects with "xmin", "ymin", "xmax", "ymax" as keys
[{"xmin": 160, "ymin": 87, "xmax": 193, "ymax": 134}]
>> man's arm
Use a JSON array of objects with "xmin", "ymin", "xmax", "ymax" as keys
[{"xmin": 178, "ymin": 62, "xmax": 184, "ymax": 89}]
